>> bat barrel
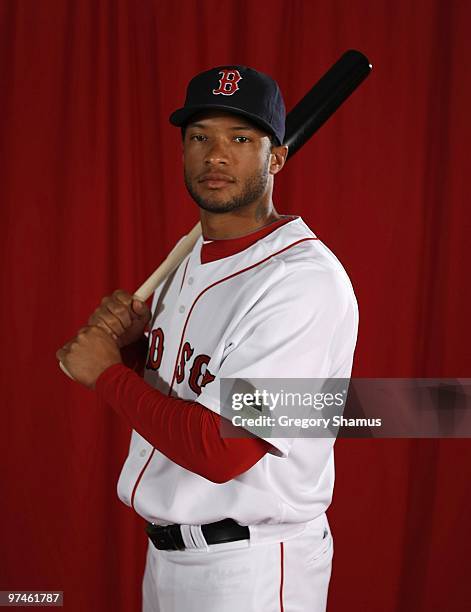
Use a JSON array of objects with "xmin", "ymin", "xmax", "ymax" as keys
[{"xmin": 284, "ymin": 50, "xmax": 372, "ymax": 158}]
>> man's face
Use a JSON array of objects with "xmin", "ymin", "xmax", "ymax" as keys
[{"xmin": 183, "ymin": 111, "xmax": 273, "ymax": 214}]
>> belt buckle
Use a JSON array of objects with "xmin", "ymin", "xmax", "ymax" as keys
[{"xmin": 146, "ymin": 523, "xmax": 185, "ymax": 551}]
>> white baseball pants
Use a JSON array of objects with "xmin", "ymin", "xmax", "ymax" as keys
[{"xmin": 142, "ymin": 514, "xmax": 333, "ymax": 612}]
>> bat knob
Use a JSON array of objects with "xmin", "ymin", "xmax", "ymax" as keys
[{"xmin": 59, "ymin": 361, "xmax": 75, "ymax": 380}]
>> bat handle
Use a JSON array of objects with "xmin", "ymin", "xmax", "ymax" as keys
[{"xmin": 133, "ymin": 222, "xmax": 202, "ymax": 301}]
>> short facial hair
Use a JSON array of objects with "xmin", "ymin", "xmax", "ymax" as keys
[{"xmin": 184, "ymin": 155, "xmax": 271, "ymax": 214}]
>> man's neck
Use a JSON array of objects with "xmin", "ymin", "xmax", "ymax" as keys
[{"xmin": 200, "ymin": 202, "xmax": 281, "ymax": 240}]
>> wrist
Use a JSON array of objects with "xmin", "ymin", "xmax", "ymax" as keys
[{"xmin": 94, "ymin": 362, "xmax": 128, "ymax": 391}]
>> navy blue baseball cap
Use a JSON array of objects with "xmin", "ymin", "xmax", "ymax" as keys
[{"xmin": 169, "ymin": 65, "xmax": 286, "ymax": 145}]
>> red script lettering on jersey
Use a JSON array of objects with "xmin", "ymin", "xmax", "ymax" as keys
[{"xmin": 146, "ymin": 329, "xmax": 215, "ymax": 394}]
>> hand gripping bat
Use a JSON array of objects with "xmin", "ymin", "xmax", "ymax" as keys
[{"xmin": 60, "ymin": 49, "xmax": 372, "ymax": 378}]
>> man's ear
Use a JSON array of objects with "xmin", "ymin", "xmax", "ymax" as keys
[{"xmin": 269, "ymin": 145, "xmax": 289, "ymax": 175}]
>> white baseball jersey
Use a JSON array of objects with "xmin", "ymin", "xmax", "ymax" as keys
[{"xmin": 117, "ymin": 216, "xmax": 359, "ymax": 545}]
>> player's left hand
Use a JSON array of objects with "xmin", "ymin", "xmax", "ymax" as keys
[{"xmin": 56, "ymin": 325, "xmax": 122, "ymax": 389}]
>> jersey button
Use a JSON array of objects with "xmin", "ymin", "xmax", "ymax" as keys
[
  {"xmin": 188, "ymin": 277, "xmax": 194, "ymax": 285},
  {"xmin": 179, "ymin": 305, "xmax": 185, "ymax": 313},
  {"xmin": 140, "ymin": 449, "xmax": 147, "ymax": 457}
]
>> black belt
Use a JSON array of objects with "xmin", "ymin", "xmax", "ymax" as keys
[{"xmin": 146, "ymin": 518, "xmax": 250, "ymax": 551}]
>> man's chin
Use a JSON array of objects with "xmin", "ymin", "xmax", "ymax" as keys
[{"xmin": 194, "ymin": 199, "xmax": 240, "ymax": 214}]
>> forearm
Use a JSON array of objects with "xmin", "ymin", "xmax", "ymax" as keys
[{"xmin": 95, "ymin": 364, "xmax": 270, "ymax": 483}]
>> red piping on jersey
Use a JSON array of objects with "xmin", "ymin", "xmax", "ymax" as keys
[
  {"xmin": 168, "ymin": 237, "xmax": 318, "ymax": 392},
  {"xmin": 179, "ymin": 257, "xmax": 190, "ymax": 293},
  {"xmin": 129, "ymin": 236, "xmax": 318, "ymax": 511},
  {"xmin": 131, "ymin": 448, "xmax": 156, "ymax": 509},
  {"xmin": 279, "ymin": 542, "xmax": 285, "ymax": 611}
]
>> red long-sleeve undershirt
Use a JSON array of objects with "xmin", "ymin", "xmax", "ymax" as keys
[{"xmin": 95, "ymin": 356, "xmax": 271, "ymax": 484}]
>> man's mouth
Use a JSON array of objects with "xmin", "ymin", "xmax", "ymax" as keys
[{"xmin": 198, "ymin": 173, "xmax": 235, "ymax": 189}]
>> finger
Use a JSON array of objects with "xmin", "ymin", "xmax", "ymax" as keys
[
  {"xmin": 87, "ymin": 313, "xmax": 119, "ymax": 338},
  {"xmin": 56, "ymin": 333, "xmax": 75, "ymax": 355},
  {"xmin": 113, "ymin": 290, "xmax": 144, "ymax": 320},
  {"xmin": 89, "ymin": 324, "xmax": 112, "ymax": 338},
  {"xmin": 90, "ymin": 302, "xmax": 127, "ymax": 335},
  {"xmin": 92, "ymin": 319, "xmax": 119, "ymax": 341},
  {"xmin": 112, "ymin": 290, "xmax": 149, "ymax": 322},
  {"xmin": 87, "ymin": 325, "xmax": 119, "ymax": 345},
  {"xmin": 88, "ymin": 311, "xmax": 124, "ymax": 336},
  {"xmin": 74, "ymin": 326, "xmax": 102, "ymax": 345},
  {"xmin": 56, "ymin": 346, "xmax": 67, "ymax": 362},
  {"xmin": 75, "ymin": 324, "xmax": 119, "ymax": 347},
  {"xmin": 131, "ymin": 298, "xmax": 151, "ymax": 321},
  {"xmin": 102, "ymin": 298, "xmax": 133, "ymax": 330},
  {"xmin": 113, "ymin": 289, "xmax": 134, "ymax": 306}
]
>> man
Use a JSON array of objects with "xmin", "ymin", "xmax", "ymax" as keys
[{"xmin": 57, "ymin": 65, "xmax": 359, "ymax": 611}]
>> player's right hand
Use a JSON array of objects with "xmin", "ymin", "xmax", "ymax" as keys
[{"xmin": 88, "ymin": 290, "xmax": 151, "ymax": 349}]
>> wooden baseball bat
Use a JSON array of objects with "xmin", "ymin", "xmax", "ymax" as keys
[{"xmin": 60, "ymin": 50, "xmax": 372, "ymax": 378}]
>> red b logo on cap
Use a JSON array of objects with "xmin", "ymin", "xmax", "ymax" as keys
[{"xmin": 212, "ymin": 69, "xmax": 242, "ymax": 96}]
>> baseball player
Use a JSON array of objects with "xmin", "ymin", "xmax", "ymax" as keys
[{"xmin": 57, "ymin": 66, "xmax": 359, "ymax": 611}]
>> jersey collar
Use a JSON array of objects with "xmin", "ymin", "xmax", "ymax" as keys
[{"xmin": 200, "ymin": 216, "xmax": 297, "ymax": 264}]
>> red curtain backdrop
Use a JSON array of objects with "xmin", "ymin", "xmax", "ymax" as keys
[{"xmin": 1, "ymin": 1, "xmax": 470, "ymax": 610}]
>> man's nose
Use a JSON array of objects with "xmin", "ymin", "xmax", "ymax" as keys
[{"xmin": 204, "ymin": 140, "xmax": 229, "ymax": 165}]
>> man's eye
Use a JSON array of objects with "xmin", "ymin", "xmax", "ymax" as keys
[
  {"xmin": 190, "ymin": 134, "xmax": 207, "ymax": 142},
  {"xmin": 234, "ymin": 136, "xmax": 250, "ymax": 143}
]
